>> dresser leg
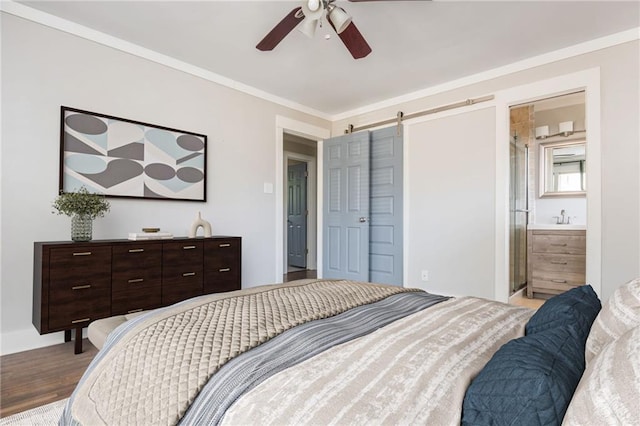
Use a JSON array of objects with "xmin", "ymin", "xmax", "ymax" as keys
[
  {"xmin": 64, "ymin": 329, "xmax": 71, "ymax": 342},
  {"xmin": 74, "ymin": 327, "xmax": 83, "ymax": 354}
]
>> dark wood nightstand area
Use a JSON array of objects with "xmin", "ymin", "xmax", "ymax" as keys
[{"xmin": 33, "ymin": 236, "xmax": 241, "ymax": 354}]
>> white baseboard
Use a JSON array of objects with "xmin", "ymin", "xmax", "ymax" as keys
[{"xmin": 508, "ymin": 287, "xmax": 526, "ymax": 302}]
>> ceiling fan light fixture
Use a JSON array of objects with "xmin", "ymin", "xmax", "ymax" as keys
[
  {"xmin": 298, "ymin": 17, "xmax": 319, "ymax": 38},
  {"xmin": 302, "ymin": 0, "xmax": 324, "ymax": 19},
  {"xmin": 328, "ymin": 5, "xmax": 352, "ymax": 34},
  {"xmin": 307, "ymin": 0, "xmax": 321, "ymax": 12}
]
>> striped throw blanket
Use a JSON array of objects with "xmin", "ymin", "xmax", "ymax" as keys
[{"xmin": 221, "ymin": 296, "xmax": 533, "ymax": 426}]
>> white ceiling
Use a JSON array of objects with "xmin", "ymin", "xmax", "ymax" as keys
[{"xmin": 14, "ymin": 0, "xmax": 640, "ymax": 116}]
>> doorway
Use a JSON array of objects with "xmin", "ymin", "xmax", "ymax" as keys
[
  {"xmin": 283, "ymin": 132, "xmax": 318, "ymax": 282},
  {"xmin": 287, "ymin": 161, "xmax": 308, "ymax": 269},
  {"xmin": 508, "ymin": 91, "xmax": 587, "ymax": 309}
]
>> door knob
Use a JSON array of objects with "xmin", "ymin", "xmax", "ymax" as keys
[{"xmin": 359, "ymin": 217, "xmax": 369, "ymax": 223}]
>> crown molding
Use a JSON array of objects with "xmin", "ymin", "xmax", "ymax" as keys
[
  {"xmin": 331, "ymin": 27, "xmax": 640, "ymax": 121},
  {"xmin": 2, "ymin": 1, "xmax": 638, "ymax": 122}
]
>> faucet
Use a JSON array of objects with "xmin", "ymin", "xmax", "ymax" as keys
[{"xmin": 553, "ymin": 209, "xmax": 568, "ymax": 224}]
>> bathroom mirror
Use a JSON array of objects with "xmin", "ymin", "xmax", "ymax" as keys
[{"xmin": 539, "ymin": 140, "xmax": 586, "ymax": 197}]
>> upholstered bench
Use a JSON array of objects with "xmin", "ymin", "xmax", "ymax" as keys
[{"xmin": 88, "ymin": 311, "xmax": 147, "ymax": 350}]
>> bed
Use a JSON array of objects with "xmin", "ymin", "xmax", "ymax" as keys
[{"xmin": 61, "ymin": 277, "xmax": 640, "ymax": 425}]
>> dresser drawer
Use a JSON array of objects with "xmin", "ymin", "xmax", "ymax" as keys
[
  {"xmin": 529, "ymin": 253, "xmax": 585, "ymax": 274},
  {"xmin": 204, "ymin": 272, "xmax": 240, "ymax": 293},
  {"xmin": 205, "ymin": 238, "xmax": 240, "ymax": 259},
  {"xmin": 529, "ymin": 279, "xmax": 580, "ymax": 296},
  {"xmin": 531, "ymin": 233, "xmax": 586, "ymax": 255},
  {"xmin": 48, "ymin": 288, "xmax": 111, "ymax": 330},
  {"xmin": 112, "ymin": 243, "xmax": 162, "ymax": 292},
  {"xmin": 112, "ymin": 287, "xmax": 161, "ymax": 315},
  {"xmin": 162, "ymin": 241, "xmax": 203, "ymax": 270},
  {"xmin": 49, "ymin": 246, "xmax": 111, "ymax": 290}
]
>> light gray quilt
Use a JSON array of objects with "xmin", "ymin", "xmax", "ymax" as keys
[{"xmin": 62, "ymin": 279, "xmax": 418, "ymax": 425}]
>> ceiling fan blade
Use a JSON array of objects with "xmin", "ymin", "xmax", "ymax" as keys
[
  {"xmin": 336, "ymin": 21, "xmax": 372, "ymax": 59},
  {"xmin": 256, "ymin": 7, "xmax": 304, "ymax": 51}
]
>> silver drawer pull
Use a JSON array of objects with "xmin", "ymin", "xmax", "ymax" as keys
[
  {"xmin": 550, "ymin": 261, "xmax": 568, "ymax": 265},
  {"xmin": 183, "ymin": 245, "xmax": 196, "ymax": 250},
  {"xmin": 219, "ymin": 268, "xmax": 231, "ymax": 272},
  {"xmin": 72, "ymin": 285, "xmax": 91, "ymax": 290},
  {"xmin": 128, "ymin": 278, "xmax": 144, "ymax": 283},
  {"xmin": 71, "ymin": 318, "xmax": 90, "ymax": 324},
  {"xmin": 128, "ymin": 309, "xmax": 143, "ymax": 314},
  {"xmin": 551, "ymin": 279, "xmax": 568, "ymax": 283},
  {"xmin": 73, "ymin": 251, "xmax": 92, "ymax": 256},
  {"xmin": 183, "ymin": 272, "xmax": 196, "ymax": 277},
  {"xmin": 219, "ymin": 243, "xmax": 231, "ymax": 248},
  {"xmin": 550, "ymin": 243, "xmax": 568, "ymax": 247},
  {"xmin": 129, "ymin": 248, "xmax": 144, "ymax": 253}
]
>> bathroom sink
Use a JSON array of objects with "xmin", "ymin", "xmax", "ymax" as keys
[{"xmin": 527, "ymin": 224, "xmax": 586, "ymax": 231}]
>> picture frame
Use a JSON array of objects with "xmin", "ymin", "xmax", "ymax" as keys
[{"xmin": 59, "ymin": 106, "xmax": 207, "ymax": 201}]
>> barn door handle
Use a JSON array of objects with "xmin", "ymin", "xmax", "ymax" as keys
[{"xmin": 359, "ymin": 217, "xmax": 369, "ymax": 223}]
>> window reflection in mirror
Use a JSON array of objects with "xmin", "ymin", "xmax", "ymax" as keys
[{"xmin": 540, "ymin": 140, "xmax": 586, "ymax": 197}]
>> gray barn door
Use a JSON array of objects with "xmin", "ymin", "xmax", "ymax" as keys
[
  {"xmin": 287, "ymin": 162, "xmax": 308, "ymax": 268},
  {"xmin": 369, "ymin": 126, "xmax": 403, "ymax": 286},
  {"xmin": 323, "ymin": 132, "xmax": 370, "ymax": 281}
]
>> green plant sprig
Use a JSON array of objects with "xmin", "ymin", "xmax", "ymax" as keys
[{"xmin": 52, "ymin": 187, "xmax": 110, "ymax": 219}]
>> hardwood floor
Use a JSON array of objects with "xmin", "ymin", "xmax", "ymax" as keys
[
  {"xmin": 283, "ymin": 269, "xmax": 317, "ymax": 282},
  {"xmin": 510, "ymin": 292, "xmax": 545, "ymax": 310},
  {"xmin": 0, "ymin": 338, "xmax": 98, "ymax": 418}
]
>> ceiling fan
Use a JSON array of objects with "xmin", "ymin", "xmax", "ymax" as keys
[{"xmin": 256, "ymin": 0, "xmax": 379, "ymax": 59}]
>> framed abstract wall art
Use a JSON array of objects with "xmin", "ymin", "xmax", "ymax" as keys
[{"xmin": 59, "ymin": 106, "xmax": 207, "ymax": 201}]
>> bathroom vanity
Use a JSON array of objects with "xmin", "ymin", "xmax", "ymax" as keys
[{"xmin": 526, "ymin": 225, "xmax": 586, "ymax": 298}]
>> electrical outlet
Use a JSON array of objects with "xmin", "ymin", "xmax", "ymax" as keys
[{"xmin": 421, "ymin": 270, "xmax": 429, "ymax": 281}]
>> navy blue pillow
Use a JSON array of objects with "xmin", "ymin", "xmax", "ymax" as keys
[
  {"xmin": 462, "ymin": 324, "xmax": 584, "ymax": 426},
  {"xmin": 525, "ymin": 285, "xmax": 601, "ymax": 340}
]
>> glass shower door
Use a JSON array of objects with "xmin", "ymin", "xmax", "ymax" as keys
[{"xmin": 509, "ymin": 135, "xmax": 529, "ymax": 294}]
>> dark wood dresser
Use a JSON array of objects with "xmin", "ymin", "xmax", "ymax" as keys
[{"xmin": 33, "ymin": 236, "xmax": 241, "ymax": 353}]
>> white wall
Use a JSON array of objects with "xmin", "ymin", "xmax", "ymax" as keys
[
  {"xmin": 334, "ymin": 40, "xmax": 640, "ymax": 302},
  {"xmin": 406, "ymin": 107, "xmax": 496, "ymax": 297},
  {"xmin": 0, "ymin": 13, "xmax": 330, "ymax": 354}
]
